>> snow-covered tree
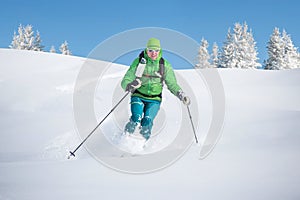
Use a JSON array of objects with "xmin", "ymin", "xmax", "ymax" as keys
[
  {"xmin": 10, "ymin": 31, "xmax": 20, "ymax": 49},
  {"xmin": 242, "ymin": 23, "xmax": 262, "ymax": 69},
  {"xmin": 9, "ymin": 24, "xmax": 44, "ymax": 51},
  {"xmin": 282, "ymin": 30, "xmax": 299, "ymax": 69},
  {"xmin": 211, "ymin": 42, "xmax": 219, "ymax": 68},
  {"xmin": 298, "ymin": 53, "xmax": 300, "ymax": 68},
  {"xmin": 265, "ymin": 28, "xmax": 285, "ymax": 70},
  {"xmin": 23, "ymin": 25, "xmax": 35, "ymax": 50},
  {"xmin": 50, "ymin": 45, "xmax": 56, "ymax": 53},
  {"xmin": 219, "ymin": 22, "xmax": 261, "ymax": 69},
  {"xmin": 59, "ymin": 41, "xmax": 72, "ymax": 55},
  {"xmin": 265, "ymin": 28, "xmax": 299, "ymax": 70},
  {"xmin": 219, "ymin": 29, "xmax": 235, "ymax": 68},
  {"xmin": 195, "ymin": 38, "xmax": 211, "ymax": 68},
  {"xmin": 33, "ymin": 31, "xmax": 44, "ymax": 51},
  {"xmin": 10, "ymin": 25, "xmax": 24, "ymax": 49}
]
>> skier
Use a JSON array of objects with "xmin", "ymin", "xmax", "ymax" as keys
[{"xmin": 121, "ymin": 38, "xmax": 190, "ymax": 140}]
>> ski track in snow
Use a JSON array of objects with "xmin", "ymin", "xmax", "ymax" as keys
[{"xmin": 42, "ymin": 131, "xmax": 82, "ymax": 161}]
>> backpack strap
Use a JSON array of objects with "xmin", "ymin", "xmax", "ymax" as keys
[
  {"xmin": 159, "ymin": 57, "xmax": 165, "ymax": 84},
  {"xmin": 138, "ymin": 50, "xmax": 165, "ymax": 84},
  {"xmin": 138, "ymin": 51, "xmax": 145, "ymax": 63}
]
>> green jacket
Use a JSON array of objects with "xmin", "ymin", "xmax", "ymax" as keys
[{"xmin": 121, "ymin": 49, "xmax": 181, "ymax": 101}]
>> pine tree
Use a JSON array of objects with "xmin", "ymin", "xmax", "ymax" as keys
[
  {"xmin": 211, "ymin": 42, "xmax": 219, "ymax": 68},
  {"xmin": 219, "ymin": 29, "xmax": 235, "ymax": 68},
  {"xmin": 298, "ymin": 53, "xmax": 300, "ymax": 68},
  {"xmin": 220, "ymin": 22, "xmax": 261, "ymax": 69},
  {"xmin": 195, "ymin": 38, "xmax": 211, "ymax": 68},
  {"xmin": 242, "ymin": 23, "xmax": 261, "ymax": 69},
  {"xmin": 264, "ymin": 28, "xmax": 299, "ymax": 70},
  {"xmin": 9, "ymin": 25, "xmax": 24, "ymax": 49},
  {"xmin": 9, "ymin": 24, "xmax": 44, "ymax": 51},
  {"xmin": 23, "ymin": 24, "xmax": 35, "ymax": 50},
  {"xmin": 10, "ymin": 31, "xmax": 19, "ymax": 49},
  {"xmin": 282, "ymin": 30, "xmax": 298, "ymax": 69},
  {"xmin": 265, "ymin": 28, "xmax": 283, "ymax": 70},
  {"xmin": 33, "ymin": 31, "xmax": 44, "ymax": 51},
  {"xmin": 50, "ymin": 45, "xmax": 56, "ymax": 53},
  {"xmin": 59, "ymin": 41, "xmax": 72, "ymax": 55}
]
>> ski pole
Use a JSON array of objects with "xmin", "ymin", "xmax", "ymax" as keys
[
  {"xmin": 186, "ymin": 105, "xmax": 198, "ymax": 144},
  {"xmin": 68, "ymin": 91, "xmax": 131, "ymax": 159}
]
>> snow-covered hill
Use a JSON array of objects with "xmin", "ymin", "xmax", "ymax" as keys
[{"xmin": 0, "ymin": 49, "xmax": 300, "ymax": 200}]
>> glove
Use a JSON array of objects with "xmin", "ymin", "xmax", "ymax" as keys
[
  {"xmin": 176, "ymin": 90, "xmax": 191, "ymax": 106},
  {"xmin": 126, "ymin": 79, "xmax": 142, "ymax": 92}
]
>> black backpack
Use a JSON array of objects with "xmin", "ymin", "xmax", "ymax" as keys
[{"xmin": 138, "ymin": 51, "xmax": 165, "ymax": 84}]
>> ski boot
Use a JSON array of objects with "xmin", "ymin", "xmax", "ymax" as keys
[
  {"xmin": 124, "ymin": 119, "xmax": 139, "ymax": 134},
  {"xmin": 140, "ymin": 126, "xmax": 151, "ymax": 140}
]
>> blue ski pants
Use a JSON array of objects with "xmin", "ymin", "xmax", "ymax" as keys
[{"xmin": 130, "ymin": 96, "xmax": 161, "ymax": 130}]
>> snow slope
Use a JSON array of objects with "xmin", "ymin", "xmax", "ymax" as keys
[{"xmin": 0, "ymin": 49, "xmax": 300, "ymax": 200}]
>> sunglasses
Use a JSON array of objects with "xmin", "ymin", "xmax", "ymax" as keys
[{"xmin": 147, "ymin": 48, "xmax": 160, "ymax": 53}]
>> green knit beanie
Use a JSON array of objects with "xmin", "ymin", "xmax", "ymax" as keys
[{"xmin": 146, "ymin": 38, "xmax": 161, "ymax": 50}]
